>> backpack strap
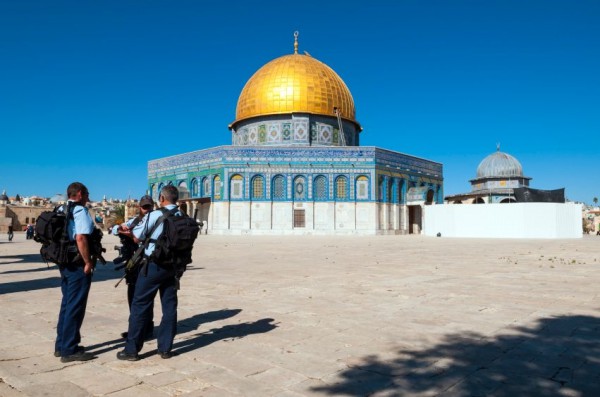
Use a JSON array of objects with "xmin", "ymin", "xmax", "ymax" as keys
[
  {"xmin": 133, "ymin": 207, "xmax": 178, "ymax": 256},
  {"xmin": 128, "ymin": 215, "xmax": 143, "ymax": 229},
  {"xmin": 62, "ymin": 202, "xmax": 76, "ymax": 243},
  {"xmin": 144, "ymin": 207, "xmax": 179, "ymax": 244}
]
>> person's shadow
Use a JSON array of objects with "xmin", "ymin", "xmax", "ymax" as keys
[
  {"xmin": 169, "ymin": 317, "xmax": 278, "ymax": 356},
  {"xmin": 86, "ymin": 309, "xmax": 277, "ymax": 359}
]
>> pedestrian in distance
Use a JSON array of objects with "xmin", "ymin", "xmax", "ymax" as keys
[
  {"xmin": 7, "ymin": 225, "xmax": 13, "ymax": 241},
  {"xmin": 26, "ymin": 224, "xmax": 34, "ymax": 239}
]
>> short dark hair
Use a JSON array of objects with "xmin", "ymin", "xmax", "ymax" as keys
[
  {"xmin": 160, "ymin": 185, "xmax": 179, "ymax": 204},
  {"xmin": 67, "ymin": 182, "xmax": 88, "ymax": 199}
]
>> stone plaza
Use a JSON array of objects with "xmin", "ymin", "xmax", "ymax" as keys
[{"xmin": 1, "ymin": 233, "xmax": 599, "ymax": 396}]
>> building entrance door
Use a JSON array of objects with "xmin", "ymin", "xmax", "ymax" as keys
[{"xmin": 408, "ymin": 205, "xmax": 422, "ymax": 234}]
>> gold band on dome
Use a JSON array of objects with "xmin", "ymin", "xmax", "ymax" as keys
[{"xmin": 231, "ymin": 50, "xmax": 359, "ymax": 129}]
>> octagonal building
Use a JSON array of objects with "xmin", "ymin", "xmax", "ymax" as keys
[{"xmin": 147, "ymin": 34, "xmax": 443, "ymax": 234}]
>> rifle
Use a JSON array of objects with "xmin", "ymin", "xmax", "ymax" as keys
[{"xmin": 114, "ymin": 245, "xmax": 146, "ymax": 287}]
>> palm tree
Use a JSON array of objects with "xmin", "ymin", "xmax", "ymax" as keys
[
  {"xmin": 594, "ymin": 197, "xmax": 598, "ymax": 207},
  {"xmin": 109, "ymin": 204, "xmax": 126, "ymax": 226}
]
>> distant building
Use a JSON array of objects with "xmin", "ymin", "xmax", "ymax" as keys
[
  {"xmin": 445, "ymin": 147, "xmax": 531, "ymax": 204},
  {"xmin": 0, "ymin": 190, "xmax": 51, "ymax": 232},
  {"xmin": 583, "ymin": 207, "xmax": 600, "ymax": 234},
  {"xmin": 0, "ymin": 190, "xmax": 111, "ymax": 233},
  {"xmin": 427, "ymin": 148, "xmax": 579, "ymax": 239}
]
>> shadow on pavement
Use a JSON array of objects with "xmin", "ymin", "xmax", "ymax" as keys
[
  {"xmin": 172, "ymin": 317, "xmax": 278, "ymax": 355},
  {"xmin": 0, "ymin": 260, "xmax": 122, "ymax": 295},
  {"xmin": 0, "ymin": 276, "xmax": 62, "ymax": 295},
  {"xmin": 0, "ymin": 253, "xmax": 49, "ymax": 267},
  {"xmin": 85, "ymin": 309, "xmax": 247, "ymax": 356},
  {"xmin": 178, "ymin": 308, "xmax": 243, "ymax": 333},
  {"xmin": 311, "ymin": 314, "xmax": 600, "ymax": 396}
]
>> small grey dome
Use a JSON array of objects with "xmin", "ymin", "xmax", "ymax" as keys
[
  {"xmin": 49, "ymin": 193, "xmax": 67, "ymax": 203},
  {"xmin": 476, "ymin": 150, "xmax": 523, "ymax": 179},
  {"xmin": 0, "ymin": 190, "xmax": 8, "ymax": 201}
]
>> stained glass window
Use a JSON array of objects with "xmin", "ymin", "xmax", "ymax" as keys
[{"xmin": 272, "ymin": 175, "xmax": 285, "ymax": 200}]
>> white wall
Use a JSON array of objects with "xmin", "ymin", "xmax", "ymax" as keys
[
  {"xmin": 423, "ymin": 203, "xmax": 582, "ymax": 239},
  {"xmin": 206, "ymin": 201, "xmax": 381, "ymax": 235}
]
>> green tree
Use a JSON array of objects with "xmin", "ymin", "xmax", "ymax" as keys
[
  {"xmin": 593, "ymin": 197, "xmax": 598, "ymax": 206},
  {"xmin": 112, "ymin": 204, "xmax": 126, "ymax": 225}
]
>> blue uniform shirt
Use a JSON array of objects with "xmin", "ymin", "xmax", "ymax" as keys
[
  {"xmin": 132, "ymin": 204, "xmax": 180, "ymax": 257},
  {"xmin": 63, "ymin": 201, "xmax": 94, "ymax": 241},
  {"xmin": 111, "ymin": 216, "xmax": 142, "ymax": 236}
]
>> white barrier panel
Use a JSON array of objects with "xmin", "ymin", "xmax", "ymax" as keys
[{"xmin": 423, "ymin": 203, "xmax": 582, "ymax": 239}]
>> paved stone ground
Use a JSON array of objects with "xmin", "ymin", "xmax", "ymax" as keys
[{"xmin": 1, "ymin": 232, "xmax": 600, "ymax": 396}]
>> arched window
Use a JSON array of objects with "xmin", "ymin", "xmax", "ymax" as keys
[
  {"xmin": 425, "ymin": 189, "xmax": 434, "ymax": 205},
  {"xmin": 378, "ymin": 176, "xmax": 385, "ymax": 201},
  {"xmin": 157, "ymin": 183, "xmax": 164, "ymax": 199},
  {"xmin": 387, "ymin": 178, "xmax": 394, "ymax": 203},
  {"xmin": 201, "ymin": 177, "xmax": 209, "ymax": 197},
  {"xmin": 213, "ymin": 175, "xmax": 222, "ymax": 200},
  {"xmin": 230, "ymin": 174, "xmax": 243, "ymax": 199},
  {"xmin": 313, "ymin": 175, "xmax": 327, "ymax": 201},
  {"xmin": 178, "ymin": 181, "xmax": 189, "ymax": 200},
  {"xmin": 151, "ymin": 184, "xmax": 158, "ymax": 201},
  {"xmin": 190, "ymin": 179, "xmax": 199, "ymax": 197},
  {"xmin": 251, "ymin": 175, "xmax": 265, "ymax": 200},
  {"xmin": 294, "ymin": 176, "xmax": 306, "ymax": 201},
  {"xmin": 335, "ymin": 175, "xmax": 348, "ymax": 200},
  {"xmin": 356, "ymin": 175, "xmax": 369, "ymax": 200},
  {"xmin": 272, "ymin": 175, "xmax": 286, "ymax": 200}
]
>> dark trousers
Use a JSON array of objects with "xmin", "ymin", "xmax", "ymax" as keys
[
  {"xmin": 126, "ymin": 269, "xmax": 154, "ymax": 336},
  {"xmin": 125, "ymin": 261, "xmax": 177, "ymax": 354},
  {"xmin": 55, "ymin": 264, "xmax": 92, "ymax": 356}
]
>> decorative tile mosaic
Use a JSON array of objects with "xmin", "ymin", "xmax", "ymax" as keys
[
  {"xmin": 319, "ymin": 124, "xmax": 333, "ymax": 144},
  {"xmin": 268, "ymin": 124, "xmax": 281, "ymax": 143},
  {"xmin": 294, "ymin": 121, "xmax": 308, "ymax": 141},
  {"xmin": 258, "ymin": 125, "xmax": 267, "ymax": 143},
  {"xmin": 310, "ymin": 123, "xmax": 318, "ymax": 142},
  {"xmin": 248, "ymin": 127, "xmax": 258, "ymax": 144},
  {"xmin": 282, "ymin": 123, "xmax": 291, "ymax": 141}
]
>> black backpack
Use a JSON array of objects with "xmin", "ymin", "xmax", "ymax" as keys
[
  {"xmin": 150, "ymin": 207, "xmax": 199, "ymax": 276},
  {"xmin": 34, "ymin": 203, "xmax": 74, "ymax": 266}
]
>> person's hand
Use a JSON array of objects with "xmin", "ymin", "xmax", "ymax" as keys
[
  {"xmin": 119, "ymin": 229, "xmax": 133, "ymax": 238},
  {"xmin": 84, "ymin": 262, "xmax": 94, "ymax": 275}
]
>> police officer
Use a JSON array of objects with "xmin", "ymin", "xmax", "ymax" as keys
[
  {"xmin": 54, "ymin": 182, "xmax": 95, "ymax": 362},
  {"xmin": 117, "ymin": 185, "xmax": 181, "ymax": 360},
  {"xmin": 113, "ymin": 194, "xmax": 155, "ymax": 340}
]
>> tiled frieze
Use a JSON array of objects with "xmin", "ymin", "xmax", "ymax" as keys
[
  {"xmin": 295, "ymin": 121, "xmax": 309, "ymax": 142},
  {"xmin": 318, "ymin": 123, "xmax": 333, "ymax": 145}
]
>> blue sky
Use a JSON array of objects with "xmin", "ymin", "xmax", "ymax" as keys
[{"xmin": 1, "ymin": 1, "xmax": 599, "ymax": 204}]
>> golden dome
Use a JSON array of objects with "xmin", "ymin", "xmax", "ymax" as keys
[{"xmin": 231, "ymin": 50, "xmax": 359, "ymax": 129}]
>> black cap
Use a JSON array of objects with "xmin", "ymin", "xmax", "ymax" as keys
[{"xmin": 139, "ymin": 195, "xmax": 154, "ymax": 207}]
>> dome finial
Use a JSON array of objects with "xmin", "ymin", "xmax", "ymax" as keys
[
  {"xmin": 496, "ymin": 142, "xmax": 500, "ymax": 152},
  {"xmin": 294, "ymin": 31, "xmax": 299, "ymax": 54}
]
